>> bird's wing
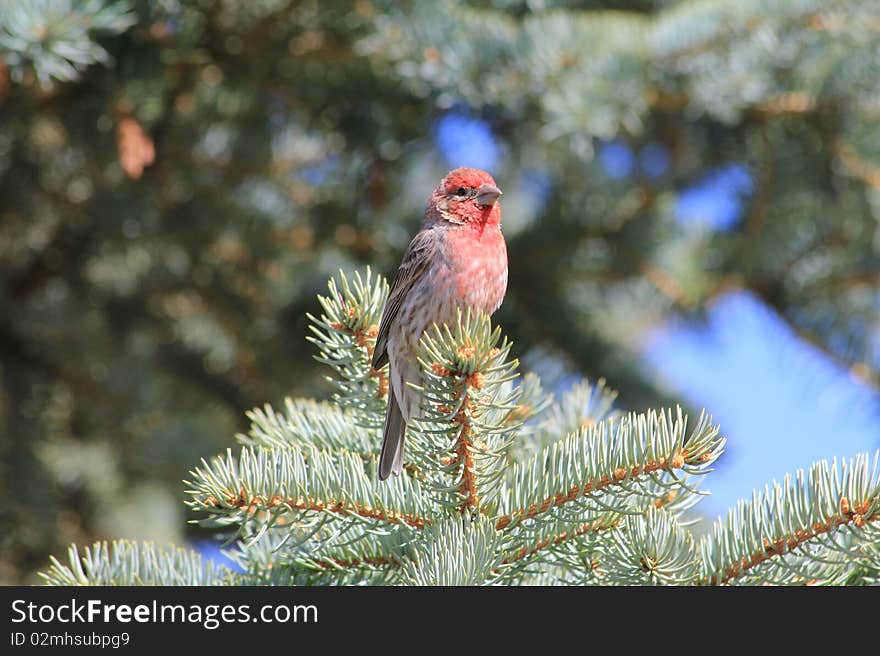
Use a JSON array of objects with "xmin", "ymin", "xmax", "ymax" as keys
[{"xmin": 372, "ymin": 227, "xmax": 439, "ymax": 370}]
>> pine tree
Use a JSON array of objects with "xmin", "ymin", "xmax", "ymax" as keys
[{"xmin": 39, "ymin": 270, "xmax": 880, "ymax": 586}]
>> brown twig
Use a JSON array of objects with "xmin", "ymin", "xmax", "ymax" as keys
[
  {"xmin": 430, "ymin": 360, "xmax": 484, "ymax": 512},
  {"xmin": 743, "ymin": 125, "xmax": 774, "ymax": 241},
  {"xmin": 808, "ymin": 12, "xmax": 880, "ymax": 34},
  {"xmin": 204, "ymin": 489, "xmax": 427, "ymax": 529},
  {"xmin": 495, "ymin": 452, "xmax": 688, "ymax": 531},
  {"xmin": 312, "ymin": 555, "xmax": 397, "ymax": 570},
  {"xmin": 329, "ymin": 319, "xmax": 389, "ymax": 399},
  {"xmin": 705, "ymin": 502, "xmax": 878, "ymax": 585},
  {"xmin": 499, "ymin": 494, "xmax": 677, "ymax": 567},
  {"xmin": 501, "ymin": 518, "xmax": 620, "ymax": 566},
  {"xmin": 650, "ymin": 490, "xmax": 680, "ymax": 510},
  {"xmin": 650, "ymin": 86, "xmax": 818, "ymax": 119},
  {"xmin": 752, "ymin": 91, "xmax": 817, "ymax": 118},
  {"xmin": 455, "ymin": 406, "xmax": 479, "ymax": 512},
  {"xmin": 640, "ymin": 261, "xmax": 691, "ymax": 308},
  {"xmin": 834, "ymin": 141, "xmax": 880, "ymax": 190}
]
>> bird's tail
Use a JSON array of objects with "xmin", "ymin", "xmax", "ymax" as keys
[{"xmin": 378, "ymin": 385, "xmax": 406, "ymax": 480}]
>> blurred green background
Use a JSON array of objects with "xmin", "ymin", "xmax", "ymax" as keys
[{"xmin": 1, "ymin": 0, "xmax": 878, "ymax": 583}]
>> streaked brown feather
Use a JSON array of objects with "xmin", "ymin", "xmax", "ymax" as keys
[{"xmin": 372, "ymin": 228, "xmax": 438, "ymax": 370}]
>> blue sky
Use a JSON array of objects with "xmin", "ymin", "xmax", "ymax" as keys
[
  {"xmin": 643, "ymin": 291, "xmax": 880, "ymax": 517},
  {"xmin": 435, "ymin": 111, "xmax": 501, "ymax": 172},
  {"xmin": 435, "ymin": 112, "xmax": 880, "ymax": 518},
  {"xmin": 190, "ymin": 539, "xmax": 244, "ymax": 573},
  {"xmin": 674, "ymin": 163, "xmax": 753, "ymax": 232}
]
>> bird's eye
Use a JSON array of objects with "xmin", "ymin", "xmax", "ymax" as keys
[{"xmin": 455, "ymin": 187, "xmax": 468, "ymax": 197}]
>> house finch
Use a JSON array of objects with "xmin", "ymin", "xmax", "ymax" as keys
[{"xmin": 372, "ymin": 167, "xmax": 507, "ymax": 480}]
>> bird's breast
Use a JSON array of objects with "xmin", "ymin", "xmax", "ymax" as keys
[
  {"xmin": 390, "ymin": 226, "xmax": 508, "ymax": 360},
  {"xmin": 441, "ymin": 225, "xmax": 508, "ymax": 316}
]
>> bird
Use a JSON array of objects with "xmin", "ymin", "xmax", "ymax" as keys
[{"xmin": 372, "ymin": 167, "xmax": 507, "ymax": 480}]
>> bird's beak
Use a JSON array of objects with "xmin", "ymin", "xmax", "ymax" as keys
[{"xmin": 475, "ymin": 183, "xmax": 503, "ymax": 207}]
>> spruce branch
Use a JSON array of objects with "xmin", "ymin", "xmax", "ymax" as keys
[
  {"xmin": 363, "ymin": 0, "xmax": 865, "ymax": 145},
  {"xmin": 636, "ymin": 477, "xmax": 705, "ymax": 523},
  {"xmin": 495, "ymin": 482, "xmax": 703, "ymax": 579},
  {"xmin": 496, "ymin": 408, "xmax": 724, "ymax": 532},
  {"xmin": 238, "ymin": 398, "xmax": 378, "ymax": 461},
  {"xmin": 399, "ymin": 517, "xmax": 503, "ymax": 586},
  {"xmin": 307, "ymin": 268, "xmax": 389, "ymax": 426},
  {"xmin": 649, "ymin": 0, "xmax": 805, "ymax": 61},
  {"xmin": 229, "ymin": 526, "xmax": 408, "ymax": 586},
  {"xmin": 834, "ymin": 140, "xmax": 880, "ymax": 191},
  {"xmin": 0, "ymin": 0, "xmax": 137, "ymax": 86},
  {"xmin": 601, "ymin": 508, "xmax": 700, "ymax": 585},
  {"xmin": 36, "ymin": 269, "xmax": 880, "ymax": 586},
  {"xmin": 841, "ymin": 543, "xmax": 880, "ymax": 585},
  {"xmin": 700, "ymin": 452, "xmax": 880, "ymax": 585},
  {"xmin": 499, "ymin": 513, "xmax": 619, "ymax": 569},
  {"xmin": 505, "ymin": 372, "xmax": 553, "ymax": 430},
  {"xmin": 186, "ymin": 445, "xmax": 429, "ymax": 539},
  {"xmin": 410, "ymin": 309, "xmax": 520, "ymax": 513},
  {"xmin": 39, "ymin": 541, "xmax": 234, "ymax": 586},
  {"xmin": 513, "ymin": 377, "xmax": 619, "ymax": 463}
]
